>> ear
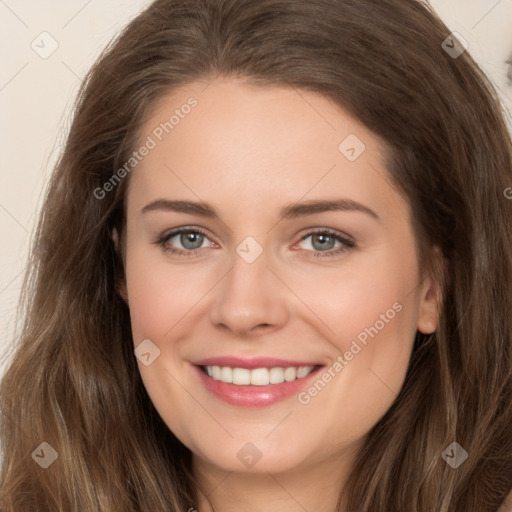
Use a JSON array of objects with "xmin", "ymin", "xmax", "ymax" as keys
[
  {"xmin": 417, "ymin": 248, "xmax": 444, "ymax": 334},
  {"xmin": 112, "ymin": 228, "xmax": 129, "ymax": 304},
  {"xmin": 416, "ymin": 277, "xmax": 440, "ymax": 334}
]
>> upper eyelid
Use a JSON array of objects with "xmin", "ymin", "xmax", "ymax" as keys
[{"xmin": 161, "ymin": 226, "xmax": 214, "ymax": 242}]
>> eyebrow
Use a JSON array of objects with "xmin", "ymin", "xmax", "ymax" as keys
[{"xmin": 140, "ymin": 198, "xmax": 380, "ymax": 221}]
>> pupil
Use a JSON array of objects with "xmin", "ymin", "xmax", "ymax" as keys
[
  {"xmin": 182, "ymin": 232, "xmax": 203, "ymax": 249},
  {"xmin": 313, "ymin": 234, "xmax": 334, "ymax": 251}
]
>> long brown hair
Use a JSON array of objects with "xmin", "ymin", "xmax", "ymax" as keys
[{"xmin": 1, "ymin": 0, "xmax": 511, "ymax": 510}]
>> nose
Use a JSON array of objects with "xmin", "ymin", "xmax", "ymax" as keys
[{"xmin": 208, "ymin": 248, "xmax": 290, "ymax": 338}]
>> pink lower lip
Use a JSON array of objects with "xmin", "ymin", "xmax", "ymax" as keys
[{"xmin": 193, "ymin": 365, "xmax": 323, "ymax": 408}]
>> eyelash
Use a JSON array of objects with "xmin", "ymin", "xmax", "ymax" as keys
[{"xmin": 153, "ymin": 227, "xmax": 357, "ymax": 259}]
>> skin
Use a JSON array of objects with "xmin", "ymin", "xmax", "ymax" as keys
[{"xmin": 116, "ymin": 76, "xmax": 441, "ymax": 512}]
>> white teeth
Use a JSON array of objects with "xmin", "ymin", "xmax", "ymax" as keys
[
  {"xmin": 232, "ymin": 367, "xmax": 251, "ymax": 385},
  {"xmin": 284, "ymin": 367, "xmax": 297, "ymax": 382},
  {"xmin": 220, "ymin": 366, "xmax": 232, "ymax": 383},
  {"xmin": 250, "ymin": 368, "xmax": 269, "ymax": 386},
  {"xmin": 269, "ymin": 367, "xmax": 285, "ymax": 384},
  {"xmin": 212, "ymin": 365, "xmax": 222, "ymax": 380},
  {"xmin": 296, "ymin": 366, "xmax": 311, "ymax": 378},
  {"xmin": 204, "ymin": 365, "xmax": 315, "ymax": 385}
]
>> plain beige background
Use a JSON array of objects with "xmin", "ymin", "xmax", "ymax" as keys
[{"xmin": 1, "ymin": 0, "xmax": 512, "ymax": 378}]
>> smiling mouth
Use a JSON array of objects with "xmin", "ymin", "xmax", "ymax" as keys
[{"xmin": 200, "ymin": 364, "xmax": 321, "ymax": 386}]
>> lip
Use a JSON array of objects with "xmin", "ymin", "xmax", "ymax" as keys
[{"xmin": 192, "ymin": 359, "xmax": 324, "ymax": 408}]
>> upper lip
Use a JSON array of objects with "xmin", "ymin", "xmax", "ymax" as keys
[{"xmin": 193, "ymin": 356, "xmax": 323, "ymax": 369}]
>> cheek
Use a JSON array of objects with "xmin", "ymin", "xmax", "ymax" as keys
[
  {"xmin": 286, "ymin": 244, "xmax": 420, "ymax": 356},
  {"xmin": 124, "ymin": 245, "xmax": 216, "ymax": 343},
  {"xmin": 286, "ymin": 245, "xmax": 420, "ymax": 427},
  {"xmin": 123, "ymin": 248, "xmax": 213, "ymax": 442}
]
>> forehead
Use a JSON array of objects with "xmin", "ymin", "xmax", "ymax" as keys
[{"xmin": 126, "ymin": 77, "xmax": 402, "ymax": 219}]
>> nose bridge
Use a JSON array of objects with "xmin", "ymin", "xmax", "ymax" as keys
[{"xmin": 208, "ymin": 241, "xmax": 289, "ymax": 335}]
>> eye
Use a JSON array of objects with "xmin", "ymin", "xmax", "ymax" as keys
[
  {"xmin": 294, "ymin": 229, "xmax": 356, "ymax": 258},
  {"xmin": 153, "ymin": 226, "xmax": 356, "ymax": 259},
  {"xmin": 154, "ymin": 227, "xmax": 214, "ymax": 256}
]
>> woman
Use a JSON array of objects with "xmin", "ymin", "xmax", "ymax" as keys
[{"xmin": 1, "ymin": 0, "xmax": 511, "ymax": 510}]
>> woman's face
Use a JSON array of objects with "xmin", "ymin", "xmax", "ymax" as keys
[{"xmin": 120, "ymin": 77, "xmax": 439, "ymax": 477}]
